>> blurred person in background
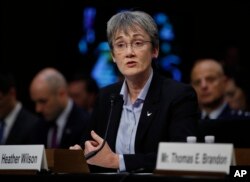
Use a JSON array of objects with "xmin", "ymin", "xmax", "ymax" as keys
[
  {"xmin": 0, "ymin": 72, "xmax": 40, "ymax": 144},
  {"xmin": 224, "ymin": 69, "xmax": 250, "ymax": 112},
  {"xmin": 30, "ymin": 68, "xmax": 90, "ymax": 148},
  {"xmin": 68, "ymin": 73, "xmax": 99, "ymax": 114},
  {"xmin": 190, "ymin": 58, "xmax": 250, "ymax": 120}
]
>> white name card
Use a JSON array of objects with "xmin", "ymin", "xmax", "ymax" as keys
[
  {"xmin": 156, "ymin": 142, "xmax": 234, "ymax": 174},
  {"xmin": 0, "ymin": 145, "xmax": 48, "ymax": 171}
]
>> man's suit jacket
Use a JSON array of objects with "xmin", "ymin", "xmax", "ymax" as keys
[
  {"xmin": 199, "ymin": 104, "xmax": 250, "ymax": 121},
  {"xmin": 89, "ymin": 73, "xmax": 199, "ymax": 172},
  {"xmin": 35, "ymin": 103, "xmax": 90, "ymax": 149},
  {"xmin": 5, "ymin": 107, "xmax": 40, "ymax": 144},
  {"xmin": 218, "ymin": 104, "xmax": 250, "ymax": 120}
]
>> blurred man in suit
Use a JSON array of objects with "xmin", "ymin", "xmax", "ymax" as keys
[
  {"xmin": 0, "ymin": 72, "xmax": 40, "ymax": 144},
  {"xmin": 30, "ymin": 68, "xmax": 90, "ymax": 148},
  {"xmin": 191, "ymin": 58, "xmax": 249, "ymax": 120}
]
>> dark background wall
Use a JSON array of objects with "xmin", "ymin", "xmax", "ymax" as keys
[{"xmin": 1, "ymin": 0, "xmax": 250, "ymax": 110}]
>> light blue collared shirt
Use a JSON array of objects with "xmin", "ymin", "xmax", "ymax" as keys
[{"xmin": 116, "ymin": 69, "xmax": 153, "ymax": 171}]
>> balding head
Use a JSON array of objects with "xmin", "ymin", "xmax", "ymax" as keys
[
  {"xmin": 191, "ymin": 59, "xmax": 224, "ymax": 80},
  {"xmin": 190, "ymin": 59, "xmax": 227, "ymax": 112},
  {"xmin": 30, "ymin": 68, "xmax": 68, "ymax": 121},
  {"xmin": 31, "ymin": 68, "xmax": 67, "ymax": 94}
]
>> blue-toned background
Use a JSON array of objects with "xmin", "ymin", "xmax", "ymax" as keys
[{"xmin": 1, "ymin": 0, "xmax": 250, "ymax": 109}]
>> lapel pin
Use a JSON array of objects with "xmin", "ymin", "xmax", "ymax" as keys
[{"xmin": 147, "ymin": 111, "xmax": 152, "ymax": 116}]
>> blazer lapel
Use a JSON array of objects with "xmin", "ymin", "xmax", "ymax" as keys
[
  {"xmin": 135, "ymin": 73, "xmax": 163, "ymax": 147},
  {"xmin": 107, "ymin": 94, "xmax": 124, "ymax": 151}
]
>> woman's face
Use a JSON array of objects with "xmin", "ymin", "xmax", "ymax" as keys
[{"xmin": 112, "ymin": 26, "xmax": 158, "ymax": 80}]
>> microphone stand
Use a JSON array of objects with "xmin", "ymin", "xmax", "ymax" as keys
[{"xmin": 84, "ymin": 94, "xmax": 115, "ymax": 160}]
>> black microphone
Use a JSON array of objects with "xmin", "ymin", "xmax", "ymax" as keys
[{"xmin": 84, "ymin": 94, "xmax": 116, "ymax": 160}]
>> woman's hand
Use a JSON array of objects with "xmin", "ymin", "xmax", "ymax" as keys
[{"xmin": 84, "ymin": 130, "xmax": 119, "ymax": 169}]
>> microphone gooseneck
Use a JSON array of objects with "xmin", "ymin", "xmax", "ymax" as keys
[{"xmin": 84, "ymin": 94, "xmax": 115, "ymax": 160}]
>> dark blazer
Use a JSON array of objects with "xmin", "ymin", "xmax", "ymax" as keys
[
  {"xmin": 89, "ymin": 73, "xmax": 199, "ymax": 172},
  {"xmin": 5, "ymin": 106, "xmax": 41, "ymax": 145},
  {"xmin": 35, "ymin": 103, "xmax": 90, "ymax": 149},
  {"xmin": 59, "ymin": 103, "xmax": 90, "ymax": 148},
  {"xmin": 218, "ymin": 104, "xmax": 250, "ymax": 120},
  {"xmin": 199, "ymin": 104, "xmax": 250, "ymax": 120}
]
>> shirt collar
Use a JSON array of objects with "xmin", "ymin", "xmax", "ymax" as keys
[
  {"xmin": 4, "ymin": 102, "xmax": 22, "ymax": 128},
  {"xmin": 56, "ymin": 99, "xmax": 73, "ymax": 128},
  {"xmin": 120, "ymin": 69, "xmax": 153, "ymax": 104},
  {"xmin": 202, "ymin": 102, "xmax": 227, "ymax": 119}
]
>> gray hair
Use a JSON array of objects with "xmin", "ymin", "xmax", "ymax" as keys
[
  {"xmin": 37, "ymin": 68, "xmax": 67, "ymax": 94},
  {"xmin": 107, "ymin": 10, "xmax": 159, "ymax": 51}
]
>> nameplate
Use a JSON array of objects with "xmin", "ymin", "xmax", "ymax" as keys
[
  {"xmin": 156, "ymin": 142, "xmax": 234, "ymax": 174},
  {"xmin": 0, "ymin": 145, "xmax": 48, "ymax": 171}
]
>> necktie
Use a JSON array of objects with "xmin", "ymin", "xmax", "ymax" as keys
[
  {"xmin": 204, "ymin": 114, "xmax": 210, "ymax": 120},
  {"xmin": 51, "ymin": 123, "xmax": 58, "ymax": 148},
  {"xmin": 47, "ymin": 121, "xmax": 58, "ymax": 148},
  {"xmin": 0, "ymin": 120, "xmax": 5, "ymax": 144}
]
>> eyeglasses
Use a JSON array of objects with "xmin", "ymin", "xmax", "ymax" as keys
[{"xmin": 113, "ymin": 40, "xmax": 152, "ymax": 52}]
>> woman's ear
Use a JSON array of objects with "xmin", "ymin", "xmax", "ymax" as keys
[
  {"xmin": 152, "ymin": 48, "xmax": 159, "ymax": 59},
  {"xmin": 111, "ymin": 55, "xmax": 116, "ymax": 63}
]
